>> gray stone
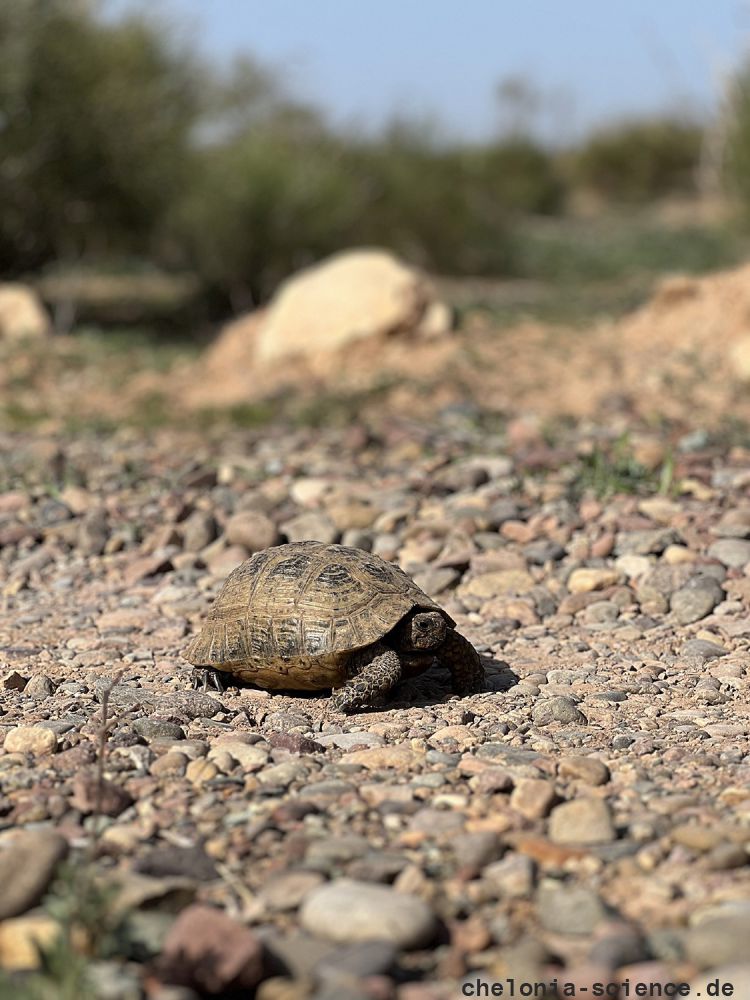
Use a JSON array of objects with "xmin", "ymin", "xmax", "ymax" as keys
[
  {"xmin": 523, "ymin": 540, "xmax": 565, "ymax": 565},
  {"xmin": 532, "ymin": 697, "xmax": 587, "ymax": 727},
  {"xmin": 77, "ymin": 509, "xmax": 110, "ymax": 555},
  {"xmin": 589, "ymin": 926, "xmax": 648, "ymax": 967},
  {"xmin": 299, "ymin": 879, "xmax": 437, "ymax": 948},
  {"xmin": 163, "ymin": 691, "xmax": 224, "ymax": 719},
  {"xmin": 616, "ymin": 528, "xmax": 679, "ymax": 556},
  {"xmin": 411, "ymin": 567, "xmax": 460, "ymax": 596},
  {"xmin": 670, "ymin": 576, "xmax": 724, "ymax": 625},
  {"xmin": 346, "ymin": 853, "xmax": 409, "ymax": 883},
  {"xmin": 476, "ymin": 745, "xmax": 544, "ymax": 763},
  {"xmin": 24, "ymin": 673, "xmax": 55, "ymax": 699},
  {"xmin": 707, "ymin": 538, "xmax": 750, "ymax": 568},
  {"xmin": 537, "ymin": 884, "xmax": 608, "ymax": 934},
  {"xmin": 135, "ymin": 845, "xmax": 218, "ymax": 882},
  {"xmin": 583, "ymin": 601, "xmax": 619, "ymax": 624},
  {"xmin": 182, "ymin": 511, "xmax": 218, "ymax": 552},
  {"xmin": 315, "ymin": 732, "xmax": 386, "ymax": 750},
  {"xmin": 316, "ymin": 940, "xmax": 398, "ymax": 980},
  {"xmin": 306, "ymin": 836, "xmax": 370, "ymax": 865},
  {"xmin": 682, "ymin": 638, "xmax": 727, "ymax": 661},
  {"xmin": 134, "ymin": 718, "xmax": 185, "ymax": 741},
  {"xmin": 685, "ymin": 911, "xmax": 750, "ymax": 968}
]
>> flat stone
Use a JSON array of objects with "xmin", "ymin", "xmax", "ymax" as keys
[
  {"xmin": 208, "ymin": 734, "xmax": 268, "ymax": 771},
  {"xmin": 670, "ymin": 576, "xmax": 724, "ymax": 625},
  {"xmin": 461, "ymin": 570, "xmax": 536, "ymax": 598},
  {"xmin": 567, "ymin": 568, "xmax": 620, "ymax": 593},
  {"xmin": 523, "ymin": 540, "xmax": 565, "ymax": 565},
  {"xmin": 306, "ymin": 835, "xmax": 370, "ymax": 864},
  {"xmin": 340, "ymin": 744, "xmax": 425, "ymax": 770},
  {"xmin": 315, "ymin": 939, "xmax": 398, "ymax": 980},
  {"xmin": 548, "ymin": 798, "xmax": 616, "ymax": 845},
  {"xmin": 682, "ymin": 638, "xmax": 727, "ymax": 661},
  {"xmin": 134, "ymin": 718, "xmax": 185, "ymax": 741},
  {"xmin": 537, "ymin": 884, "xmax": 609, "ymax": 934},
  {"xmin": 299, "ymin": 879, "xmax": 437, "ymax": 949},
  {"xmin": 165, "ymin": 691, "xmax": 224, "ymax": 719},
  {"xmin": 532, "ymin": 697, "xmax": 587, "ymax": 726},
  {"xmin": 135, "ymin": 845, "xmax": 218, "ymax": 882},
  {"xmin": 3, "ymin": 725, "xmax": 58, "ymax": 756},
  {"xmin": 685, "ymin": 910, "xmax": 750, "ymax": 968},
  {"xmin": 315, "ymin": 732, "xmax": 386, "ymax": 750},
  {"xmin": 707, "ymin": 538, "xmax": 750, "ymax": 567},
  {"xmin": 558, "ymin": 756, "xmax": 610, "ymax": 786},
  {"xmin": 0, "ymin": 830, "xmax": 69, "ymax": 920}
]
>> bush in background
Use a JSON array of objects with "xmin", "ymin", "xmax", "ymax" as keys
[
  {"xmin": 721, "ymin": 57, "xmax": 750, "ymax": 222},
  {"xmin": 0, "ymin": 1, "xmax": 730, "ymax": 317},
  {"xmin": 0, "ymin": 0, "xmax": 199, "ymax": 274},
  {"xmin": 571, "ymin": 118, "xmax": 703, "ymax": 204}
]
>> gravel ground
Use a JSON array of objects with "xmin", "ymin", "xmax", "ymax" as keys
[{"xmin": 1, "ymin": 416, "xmax": 750, "ymax": 999}]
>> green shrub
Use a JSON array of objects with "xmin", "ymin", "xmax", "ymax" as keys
[
  {"xmin": 0, "ymin": 0, "xmax": 199, "ymax": 273},
  {"xmin": 572, "ymin": 117, "xmax": 703, "ymax": 203},
  {"xmin": 467, "ymin": 138, "xmax": 565, "ymax": 215},
  {"xmin": 722, "ymin": 59, "xmax": 750, "ymax": 222},
  {"xmin": 174, "ymin": 128, "xmax": 365, "ymax": 307}
]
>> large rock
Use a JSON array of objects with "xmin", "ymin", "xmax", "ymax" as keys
[
  {"xmin": 256, "ymin": 249, "xmax": 442, "ymax": 363},
  {"xmin": 0, "ymin": 830, "xmax": 69, "ymax": 920},
  {"xmin": 0, "ymin": 284, "xmax": 51, "ymax": 339},
  {"xmin": 299, "ymin": 878, "xmax": 437, "ymax": 948}
]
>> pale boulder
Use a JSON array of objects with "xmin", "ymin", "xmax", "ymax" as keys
[
  {"xmin": 256, "ymin": 248, "xmax": 444, "ymax": 363},
  {"xmin": 0, "ymin": 284, "xmax": 51, "ymax": 340}
]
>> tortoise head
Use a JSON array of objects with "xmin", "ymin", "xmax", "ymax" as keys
[{"xmin": 393, "ymin": 610, "xmax": 447, "ymax": 652}]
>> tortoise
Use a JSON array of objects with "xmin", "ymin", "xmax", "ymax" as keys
[{"xmin": 184, "ymin": 540, "xmax": 484, "ymax": 713}]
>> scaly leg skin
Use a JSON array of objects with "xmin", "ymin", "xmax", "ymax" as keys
[
  {"xmin": 440, "ymin": 629, "xmax": 484, "ymax": 695},
  {"xmin": 330, "ymin": 643, "xmax": 402, "ymax": 714},
  {"xmin": 191, "ymin": 666, "xmax": 226, "ymax": 694}
]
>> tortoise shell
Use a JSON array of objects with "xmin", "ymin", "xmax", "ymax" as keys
[{"xmin": 184, "ymin": 540, "xmax": 454, "ymax": 690}]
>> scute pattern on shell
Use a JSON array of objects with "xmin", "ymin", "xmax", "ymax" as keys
[{"xmin": 184, "ymin": 541, "xmax": 452, "ymax": 688}]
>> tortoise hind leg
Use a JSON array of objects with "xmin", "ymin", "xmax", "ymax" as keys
[
  {"xmin": 441, "ymin": 630, "xmax": 484, "ymax": 695},
  {"xmin": 330, "ymin": 643, "xmax": 402, "ymax": 714},
  {"xmin": 191, "ymin": 666, "xmax": 226, "ymax": 693}
]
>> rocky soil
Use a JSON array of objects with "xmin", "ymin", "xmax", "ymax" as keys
[{"xmin": 2, "ymin": 407, "xmax": 750, "ymax": 999}]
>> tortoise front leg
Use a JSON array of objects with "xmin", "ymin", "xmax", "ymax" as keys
[
  {"xmin": 330, "ymin": 642, "xmax": 402, "ymax": 714},
  {"xmin": 440, "ymin": 630, "xmax": 484, "ymax": 695},
  {"xmin": 191, "ymin": 666, "xmax": 226, "ymax": 694}
]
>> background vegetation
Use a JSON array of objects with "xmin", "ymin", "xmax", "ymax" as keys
[{"xmin": 2, "ymin": 1, "xmax": 750, "ymax": 321}]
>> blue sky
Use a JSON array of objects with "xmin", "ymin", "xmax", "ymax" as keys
[{"xmin": 117, "ymin": 0, "xmax": 750, "ymax": 141}]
